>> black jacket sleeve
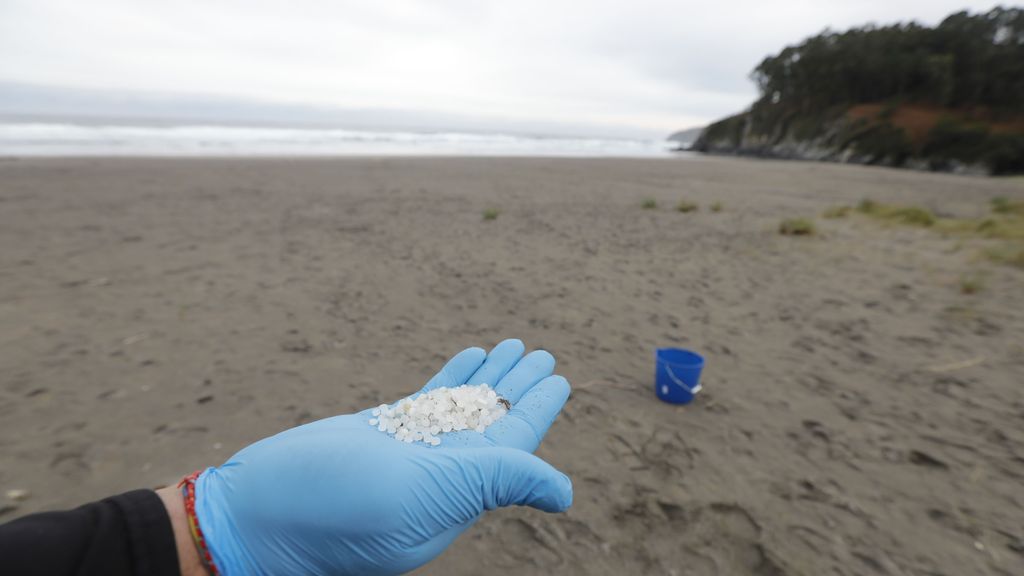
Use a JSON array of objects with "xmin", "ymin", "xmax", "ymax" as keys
[{"xmin": 0, "ymin": 489, "xmax": 181, "ymax": 576}]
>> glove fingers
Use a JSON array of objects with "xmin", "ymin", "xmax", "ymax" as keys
[
  {"xmin": 464, "ymin": 447, "xmax": 573, "ymax": 514},
  {"xmin": 465, "ymin": 339, "xmax": 525, "ymax": 386},
  {"xmin": 492, "ymin": 349, "xmax": 555, "ymax": 404},
  {"xmin": 485, "ymin": 375, "xmax": 570, "ymax": 452},
  {"xmin": 418, "ymin": 347, "xmax": 487, "ymax": 395}
]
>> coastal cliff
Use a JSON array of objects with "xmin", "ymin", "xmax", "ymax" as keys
[
  {"xmin": 690, "ymin": 8, "xmax": 1024, "ymax": 175},
  {"xmin": 693, "ymin": 103, "xmax": 1024, "ymax": 175}
]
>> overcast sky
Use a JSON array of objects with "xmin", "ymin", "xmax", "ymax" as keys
[{"xmin": 0, "ymin": 0, "xmax": 1004, "ymax": 137}]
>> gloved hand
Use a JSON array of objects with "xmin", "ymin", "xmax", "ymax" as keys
[{"xmin": 193, "ymin": 339, "xmax": 573, "ymax": 576}]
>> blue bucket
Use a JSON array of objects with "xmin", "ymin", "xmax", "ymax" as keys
[{"xmin": 655, "ymin": 348, "xmax": 704, "ymax": 404}]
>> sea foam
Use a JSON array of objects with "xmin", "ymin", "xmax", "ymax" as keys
[{"xmin": 0, "ymin": 122, "xmax": 679, "ymax": 158}]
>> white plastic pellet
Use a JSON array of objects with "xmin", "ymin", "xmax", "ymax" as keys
[{"xmin": 369, "ymin": 384, "xmax": 508, "ymax": 446}]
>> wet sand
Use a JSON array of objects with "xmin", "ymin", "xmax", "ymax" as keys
[{"xmin": 1, "ymin": 156, "xmax": 1022, "ymax": 575}]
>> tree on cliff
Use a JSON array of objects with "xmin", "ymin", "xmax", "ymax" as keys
[
  {"xmin": 695, "ymin": 7, "xmax": 1024, "ymax": 174},
  {"xmin": 750, "ymin": 7, "xmax": 1024, "ymax": 113}
]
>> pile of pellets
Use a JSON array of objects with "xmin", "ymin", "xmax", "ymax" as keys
[{"xmin": 369, "ymin": 384, "xmax": 508, "ymax": 446}]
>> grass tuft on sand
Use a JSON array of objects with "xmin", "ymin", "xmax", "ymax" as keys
[
  {"xmin": 852, "ymin": 198, "xmax": 1024, "ymax": 269},
  {"xmin": 857, "ymin": 199, "xmax": 935, "ymax": 226},
  {"xmin": 779, "ymin": 218, "xmax": 816, "ymax": 236},
  {"xmin": 482, "ymin": 208, "xmax": 500, "ymax": 221},
  {"xmin": 991, "ymin": 197, "xmax": 1024, "ymax": 216},
  {"xmin": 856, "ymin": 199, "xmax": 881, "ymax": 214},
  {"xmin": 854, "ymin": 198, "xmax": 1024, "ymax": 239},
  {"xmin": 936, "ymin": 217, "xmax": 1024, "ymax": 240},
  {"xmin": 710, "ymin": 202, "xmax": 723, "ymax": 212},
  {"xmin": 676, "ymin": 200, "xmax": 698, "ymax": 213},
  {"xmin": 893, "ymin": 207, "xmax": 936, "ymax": 226},
  {"xmin": 959, "ymin": 274, "xmax": 985, "ymax": 295},
  {"xmin": 983, "ymin": 245, "xmax": 1024, "ymax": 268},
  {"xmin": 641, "ymin": 198, "xmax": 658, "ymax": 210},
  {"xmin": 823, "ymin": 205, "xmax": 852, "ymax": 219}
]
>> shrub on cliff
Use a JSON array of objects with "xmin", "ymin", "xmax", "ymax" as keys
[
  {"xmin": 853, "ymin": 124, "xmax": 914, "ymax": 166},
  {"xmin": 985, "ymin": 134, "xmax": 1024, "ymax": 174}
]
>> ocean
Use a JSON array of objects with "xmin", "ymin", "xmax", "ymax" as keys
[{"xmin": 0, "ymin": 122, "xmax": 679, "ymax": 158}]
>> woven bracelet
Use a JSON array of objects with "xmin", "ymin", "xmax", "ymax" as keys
[{"xmin": 178, "ymin": 471, "xmax": 221, "ymax": 575}]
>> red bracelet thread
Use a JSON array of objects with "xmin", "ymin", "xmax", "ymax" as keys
[{"xmin": 178, "ymin": 471, "xmax": 221, "ymax": 576}]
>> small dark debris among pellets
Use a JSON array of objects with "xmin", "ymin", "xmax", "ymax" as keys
[{"xmin": 196, "ymin": 395, "xmax": 214, "ymax": 405}]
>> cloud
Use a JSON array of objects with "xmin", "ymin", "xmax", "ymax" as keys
[{"xmin": 0, "ymin": 0, "xmax": 1004, "ymax": 137}]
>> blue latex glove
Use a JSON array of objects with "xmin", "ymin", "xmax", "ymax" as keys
[{"xmin": 194, "ymin": 339, "xmax": 573, "ymax": 576}]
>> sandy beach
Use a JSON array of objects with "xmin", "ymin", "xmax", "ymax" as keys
[{"xmin": 1, "ymin": 155, "xmax": 1022, "ymax": 575}]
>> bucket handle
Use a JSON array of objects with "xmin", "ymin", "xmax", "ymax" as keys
[{"xmin": 664, "ymin": 364, "xmax": 702, "ymax": 394}]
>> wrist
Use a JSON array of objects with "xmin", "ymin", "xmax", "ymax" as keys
[{"xmin": 157, "ymin": 485, "xmax": 210, "ymax": 576}]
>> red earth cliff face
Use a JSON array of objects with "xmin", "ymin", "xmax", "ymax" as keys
[{"xmin": 847, "ymin": 104, "xmax": 1024, "ymax": 147}]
